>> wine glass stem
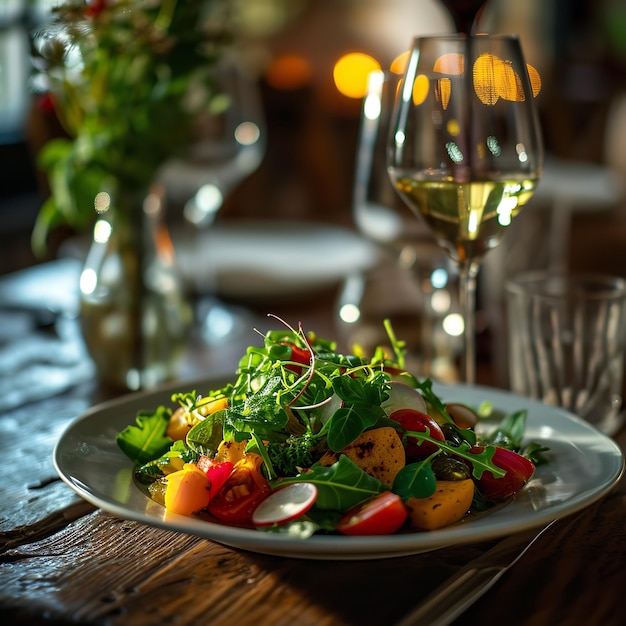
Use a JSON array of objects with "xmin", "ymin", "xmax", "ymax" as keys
[{"xmin": 459, "ymin": 260, "xmax": 481, "ymax": 385}]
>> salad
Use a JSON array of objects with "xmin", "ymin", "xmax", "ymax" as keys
[{"xmin": 117, "ymin": 317, "xmax": 548, "ymax": 537}]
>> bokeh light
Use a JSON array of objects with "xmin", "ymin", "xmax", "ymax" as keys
[
  {"xmin": 390, "ymin": 51, "xmax": 410, "ymax": 75},
  {"xmin": 338, "ymin": 303, "xmax": 361, "ymax": 324},
  {"xmin": 443, "ymin": 313, "xmax": 464, "ymax": 337},
  {"xmin": 433, "ymin": 53, "xmax": 464, "ymax": 75},
  {"xmin": 94, "ymin": 191, "xmax": 111, "ymax": 214},
  {"xmin": 526, "ymin": 64, "xmax": 542, "ymax": 97},
  {"xmin": 412, "ymin": 74, "xmax": 430, "ymax": 106},
  {"xmin": 266, "ymin": 54, "xmax": 312, "ymax": 90},
  {"xmin": 436, "ymin": 77, "xmax": 452, "ymax": 109},
  {"xmin": 333, "ymin": 53, "xmax": 381, "ymax": 99}
]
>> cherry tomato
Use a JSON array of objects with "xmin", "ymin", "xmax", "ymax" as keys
[
  {"xmin": 337, "ymin": 491, "xmax": 408, "ymax": 536},
  {"xmin": 469, "ymin": 445, "xmax": 535, "ymax": 501},
  {"xmin": 389, "ymin": 408, "xmax": 445, "ymax": 458},
  {"xmin": 280, "ymin": 342, "xmax": 312, "ymax": 374},
  {"xmin": 207, "ymin": 453, "xmax": 271, "ymax": 525}
]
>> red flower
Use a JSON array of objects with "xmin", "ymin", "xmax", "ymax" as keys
[
  {"xmin": 85, "ymin": 0, "xmax": 108, "ymax": 18},
  {"xmin": 38, "ymin": 92, "xmax": 56, "ymax": 114}
]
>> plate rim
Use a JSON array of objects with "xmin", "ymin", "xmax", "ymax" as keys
[{"xmin": 53, "ymin": 379, "xmax": 625, "ymax": 560}]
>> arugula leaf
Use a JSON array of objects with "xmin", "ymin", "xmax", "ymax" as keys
[
  {"xmin": 481, "ymin": 409, "xmax": 550, "ymax": 464},
  {"xmin": 279, "ymin": 455, "xmax": 387, "ymax": 510},
  {"xmin": 404, "ymin": 430, "xmax": 505, "ymax": 480},
  {"xmin": 414, "ymin": 378, "xmax": 454, "ymax": 423},
  {"xmin": 522, "ymin": 441, "xmax": 551, "ymax": 466},
  {"xmin": 226, "ymin": 407, "xmax": 289, "ymax": 441},
  {"xmin": 484, "ymin": 409, "xmax": 528, "ymax": 449},
  {"xmin": 117, "ymin": 406, "xmax": 173, "ymax": 465}
]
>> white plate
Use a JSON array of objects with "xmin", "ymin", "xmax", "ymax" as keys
[
  {"xmin": 54, "ymin": 380, "xmax": 624, "ymax": 560},
  {"xmin": 55, "ymin": 221, "xmax": 379, "ymax": 303},
  {"xmin": 173, "ymin": 220, "xmax": 379, "ymax": 300}
]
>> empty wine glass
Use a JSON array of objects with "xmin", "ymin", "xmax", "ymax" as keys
[
  {"xmin": 160, "ymin": 54, "xmax": 266, "ymax": 343},
  {"xmin": 180, "ymin": 61, "xmax": 265, "ymax": 229},
  {"xmin": 339, "ymin": 69, "xmax": 462, "ymax": 380},
  {"xmin": 387, "ymin": 34, "xmax": 543, "ymax": 384}
]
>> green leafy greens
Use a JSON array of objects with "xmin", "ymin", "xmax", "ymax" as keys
[{"xmin": 116, "ymin": 317, "xmax": 547, "ymax": 535}]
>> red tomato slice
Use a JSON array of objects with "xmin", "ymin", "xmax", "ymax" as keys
[
  {"xmin": 470, "ymin": 445, "xmax": 535, "ymax": 501},
  {"xmin": 207, "ymin": 454, "xmax": 271, "ymax": 525},
  {"xmin": 281, "ymin": 342, "xmax": 312, "ymax": 374},
  {"xmin": 337, "ymin": 491, "xmax": 408, "ymax": 536},
  {"xmin": 197, "ymin": 456, "xmax": 234, "ymax": 500},
  {"xmin": 389, "ymin": 408, "xmax": 445, "ymax": 458}
]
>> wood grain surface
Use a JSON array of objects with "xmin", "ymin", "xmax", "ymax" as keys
[{"xmin": 0, "ymin": 282, "xmax": 624, "ymax": 626}]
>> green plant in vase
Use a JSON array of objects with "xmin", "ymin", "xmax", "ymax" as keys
[{"xmin": 34, "ymin": 0, "xmax": 233, "ymax": 389}]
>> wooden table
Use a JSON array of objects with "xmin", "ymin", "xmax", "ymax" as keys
[{"xmin": 1, "ymin": 261, "xmax": 625, "ymax": 626}]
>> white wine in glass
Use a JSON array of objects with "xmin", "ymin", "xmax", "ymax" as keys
[{"xmin": 387, "ymin": 34, "xmax": 543, "ymax": 383}]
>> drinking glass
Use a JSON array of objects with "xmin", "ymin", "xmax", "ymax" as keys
[
  {"xmin": 387, "ymin": 34, "xmax": 543, "ymax": 383},
  {"xmin": 506, "ymin": 272, "xmax": 626, "ymax": 435}
]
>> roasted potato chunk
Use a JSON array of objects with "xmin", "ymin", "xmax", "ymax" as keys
[{"xmin": 319, "ymin": 426, "xmax": 405, "ymax": 486}]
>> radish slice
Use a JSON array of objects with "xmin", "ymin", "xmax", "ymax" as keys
[
  {"xmin": 381, "ymin": 381, "xmax": 427, "ymax": 415},
  {"xmin": 251, "ymin": 482, "xmax": 318, "ymax": 527}
]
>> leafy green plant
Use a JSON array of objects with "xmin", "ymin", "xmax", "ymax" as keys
[{"xmin": 32, "ymin": 0, "xmax": 232, "ymax": 254}]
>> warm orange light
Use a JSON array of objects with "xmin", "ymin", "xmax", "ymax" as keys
[
  {"xmin": 333, "ymin": 53, "xmax": 381, "ymax": 99},
  {"xmin": 435, "ymin": 77, "xmax": 452, "ymax": 109},
  {"xmin": 473, "ymin": 53, "xmax": 502, "ymax": 105},
  {"xmin": 497, "ymin": 61, "xmax": 525, "ymax": 102},
  {"xmin": 433, "ymin": 53, "xmax": 465, "ymax": 75},
  {"xmin": 390, "ymin": 51, "xmax": 411, "ymax": 75},
  {"xmin": 446, "ymin": 118, "xmax": 460, "ymax": 136},
  {"xmin": 412, "ymin": 74, "xmax": 430, "ymax": 105},
  {"xmin": 473, "ymin": 54, "xmax": 539, "ymax": 104},
  {"xmin": 527, "ymin": 64, "xmax": 542, "ymax": 97},
  {"xmin": 266, "ymin": 54, "xmax": 312, "ymax": 91}
]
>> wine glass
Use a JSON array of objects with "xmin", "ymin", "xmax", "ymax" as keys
[
  {"xmin": 160, "ymin": 55, "xmax": 266, "ymax": 343},
  {"xmin": 387, "ymin": 34, "xmax": 543, "ymax": 384}
]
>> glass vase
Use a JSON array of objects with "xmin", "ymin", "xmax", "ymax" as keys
[{"xmin": 79, "ymin": 185, "xmax": 192, "ymax": 390}]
